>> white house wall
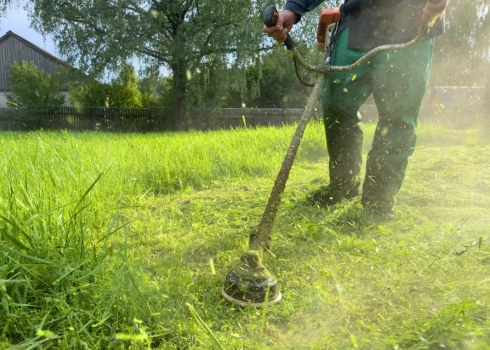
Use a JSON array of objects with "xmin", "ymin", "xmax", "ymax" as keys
[
  {"xmin": 0, "ymin": 91, "xmax": 73, "ymax": 108},
  {"xmin": 0, "ymin": 91, "xmax": 8, "ymax": 107}
]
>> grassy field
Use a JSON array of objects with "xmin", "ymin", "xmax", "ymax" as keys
[{"xmin": 0, "ymin": 122, "xmax": 489, "ymax": 349}]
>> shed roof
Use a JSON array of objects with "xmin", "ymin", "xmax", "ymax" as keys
[{"xmin": 0, "ymin": 31, "xmax": 63, "ymax": 63}]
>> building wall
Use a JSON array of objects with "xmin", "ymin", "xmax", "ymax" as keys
[{"xmin": 0, "ymin": 34, "xmax": 62, "ymax": 91}]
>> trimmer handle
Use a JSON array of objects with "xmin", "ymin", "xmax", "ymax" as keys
[{"xmin": 264, "ymin": 5, "xmax": 295, "ymax": 50}]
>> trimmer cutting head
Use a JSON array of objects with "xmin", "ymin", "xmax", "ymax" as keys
[{"xmin": 222, "ymin": 250, "xmax": 282, "ymax": 307}]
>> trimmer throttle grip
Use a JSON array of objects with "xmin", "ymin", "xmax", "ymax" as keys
[
  {"xmin": 264, "ymin": 5, "xmax": 279, "ymax": 27},
  {"xmin": 263, "ymin": 5, "xmax": 295, "ymax": 50}
]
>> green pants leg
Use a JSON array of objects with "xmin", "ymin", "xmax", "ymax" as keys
[
  {"xmin": 322, "ymin": 28, "xmax": 433, "ymax": 209},
  {"xmin": 322, "ymin": 28, "xmax": 372, "ymax": 193},
  {"xmin": 361, "ymin": 39, "xmax": 434, "ymax": 210}
]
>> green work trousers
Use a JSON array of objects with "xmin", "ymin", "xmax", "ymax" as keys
[{"xmin": 322, "ymin": 28, "xmax": 434, "ymax": 210}]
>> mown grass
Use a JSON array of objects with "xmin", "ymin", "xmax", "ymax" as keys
[{"xmin": 0, "ymin": 121, "xmax": 489, "ymax": 349}]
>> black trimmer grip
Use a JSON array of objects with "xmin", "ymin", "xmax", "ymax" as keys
[
  {"xmin": 264, "ymin": 5, "xmax": 279, "ymax": 27},
  {"xmin": 263, "ymin": 5, "xmax": 295, "ymax": 50}
]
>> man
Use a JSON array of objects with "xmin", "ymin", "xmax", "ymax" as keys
[{"xmin": 264, "ymin": 0, "xmax": 448, "ymax": 218}]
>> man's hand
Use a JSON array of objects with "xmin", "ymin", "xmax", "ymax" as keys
[
  {"xmin": 263, "ymin": 10, "xmax": 297, "ymax": 43},
  {"xmin": 422, "ymin": 0, "xmax": 448, "ymax": 27}
]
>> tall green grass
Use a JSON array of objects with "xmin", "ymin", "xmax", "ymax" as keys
[
  {"xmin": 0, "ymin": 124, "xmax": 327, "ymax": 348},
  {"xmin": 0, "ymin": 122, "xmax": 488, "ymax": 348},
  {"xmin": 0, "ymin": 125, "xmax": 323, "ymax": 197}
]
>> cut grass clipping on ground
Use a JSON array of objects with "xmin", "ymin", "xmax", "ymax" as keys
[{"xmin": 0, "ymin": 121, "xmax": 489, "ymax": 349}]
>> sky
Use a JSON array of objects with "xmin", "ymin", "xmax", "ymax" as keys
[{"xmin": 0, "ymin": 7, "xmax": 59, "ymax": 57}]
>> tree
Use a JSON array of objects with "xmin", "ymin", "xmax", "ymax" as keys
[
  {"xmin": 8, "ymin": 61, "xmax": 65, "ymax": 109},
  {"xmin": 139, "ymin": 66, "xmax": 173, "ymax": 107},
  {"xmin": 247, "ymin": 45, "xmax": 321, "ymax": 108},
  {"xmin": 70, "ymin": 64, "xmax": 143, "ymax": 108},
  {"xmin": 69, "ymin": 79, "xmax": 110, "ymax": 108},
  {"xmin": 14, "ymin": 0, "xmax": 270, "ymax": 130},
  {"xmin": 108, "ymin": 63, "xmax": 143, "ymax": 107},
  {"xmin": 430, "ymin": 0, "xmax": 490, "ymax": 86},
  {"xmin": 139, "ymin": 66, "xmax": 160, "ymax": 107}
]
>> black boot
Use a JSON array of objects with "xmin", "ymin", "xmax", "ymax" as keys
[{"xmin": 309, "ymin": 183, "xmax": 360, "ymax": 206}]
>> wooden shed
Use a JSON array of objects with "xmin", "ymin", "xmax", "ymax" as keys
[{"xmin": 0, "ymin": 30, "xmax": 73, "ymax": 107}]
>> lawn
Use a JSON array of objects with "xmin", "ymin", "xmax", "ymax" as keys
[{"xmin": 0, "ymin": 122, "xmax": 489, "ymax": 349}]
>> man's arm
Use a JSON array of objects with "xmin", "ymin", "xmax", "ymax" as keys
[
  {"xmin": 263, "ymin": 0, "xmax": 324, "ymax": 43},
  {"xmin": 284, "ymin": 0, "xmax": 324, "ymax": 22}
]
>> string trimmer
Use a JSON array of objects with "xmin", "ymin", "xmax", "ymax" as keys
[{"xmin": 222, "ymin": 3, "xmax": 439, "ymax": 307}]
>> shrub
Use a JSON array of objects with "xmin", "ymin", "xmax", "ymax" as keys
[
  {"xmin": 69, "ymin": 79, "xmax": 111, "ymax": 109},
  {"xmin": 7, "ymin": 61, "xmax": 65, "ymax": 127},
  {"xmin": 108, "ymin": 63, "xmax": 143, "ymax": 108}
]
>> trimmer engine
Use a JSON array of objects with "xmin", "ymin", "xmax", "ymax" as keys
[{"xmin": 316, "ymin": 8, "xmax": 341, "ymax": 52}]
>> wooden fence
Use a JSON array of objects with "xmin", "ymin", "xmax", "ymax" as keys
[
  {"xmin": 0, "ymin": 105, "xmax": 486, "ymax": 132},
  {"xmin": 0, "ymin": 107, "xmax": 314, "ymax": 132},
  {"xmin": 194, "ymin": 108, "xmax": 313, "ymax": 129},
  {"xmin": 0, "ymin": 107, "xmax": 170, "ymax": 132}
]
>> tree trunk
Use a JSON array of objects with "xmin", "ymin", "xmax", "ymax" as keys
[{"xmin": 172, "ymin": 59, "xmax": 189, "ymax": 130}]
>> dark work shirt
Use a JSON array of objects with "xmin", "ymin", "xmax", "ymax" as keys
[{"xmin": 285, "ymin": 0, "xmax": 444, "ymax": 50}]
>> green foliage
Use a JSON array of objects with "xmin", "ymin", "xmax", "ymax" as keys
[
  {"xmin": 7, "ymin": 61, "xmax": 65, "ymax": 129},
  {"xmin": 187, "ymin": 59, "xmax": 245, "ymax": 109},
  {"xmin": 69, "ymin": 79, "xmax": 110, "ymax": 108},
  {"xmin": 249, "ymin": 45, "xmax": 321, "ymax": 108},
  {"xmin": 70, "ymin": 64, "xmax": 145, "ymax": 108},
  {"xmin": 139, "ymin": 70, "xmax": 159, "ymax": 107},
  {"xmin": 108, "ymin": 63, "xmax": 143, "ymax": 108},
  {"xmin": 24, "ymin": 0, "xmax": 271, "ymax": 129},
  {"xmin": 221, "ymin": 44, "xmax": 322, "ymax": 109},
  {"xmin": 139, "ymin": 67, "xmax": 173, "ymax": 108},
  {"xmin": 8, "ymin": 61, "xmax": 65, "ymax": 109}
]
